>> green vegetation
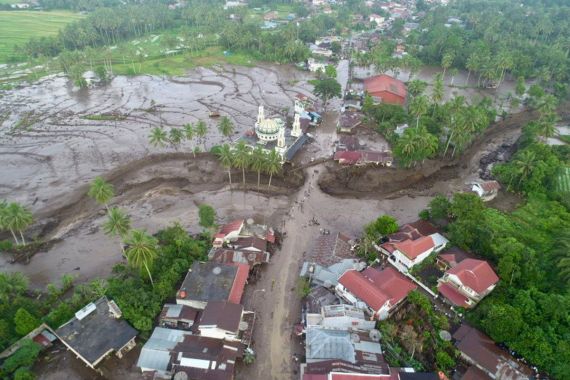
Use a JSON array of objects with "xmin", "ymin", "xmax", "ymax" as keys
[
  {"xmin": 378, "ymin": 291, "xmax": 456, "ymax": 373},
  {"xmin": 198, "ymin": 204, "xmax": 216, "ymax": 230},
  {"xmin": 313, "ymin": 77, "xmax": 342, "ymax": 110},
  {"xmin": 82, "ymin": 114, "xmax": 126, "ymax": 121},
  {"xmin": 413, "ymin": 0, "xmax": 570, "ymax": 87},
  {"xmin": 0, "ymin": 201, "xmax": 33, "ymax": 246},
  {"xmin": 422, "ymin": 122, "xmax": 570, "ymax": 376},
  {"xmin": 0, "ymin": 11, "xmax": 83, "ymax": 62}
]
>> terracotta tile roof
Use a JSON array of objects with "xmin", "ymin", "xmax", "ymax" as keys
[
  {"xmin": 228, "ymin": 264, "xmax": 249, "ymax": 304},
  {"xmin": 391, "ymin": 236, "xmax": 435, "ymax": 260},
  {"xmin": 338, "ymin": 267, "xmax": 416, "ymax": 311},
  {"xmin": 406, "ymin": 220, "xmax": 439, "ymax": 236},
  {"xmin": 363, "ymin": 74, "xmax": 407, "ymax": 98},
  {"xmin": 447, "ymin": 259, "xmax": 499, "ymax": 294},
  {"xmin": 437, "ymin": 282, "xmax": 470, "ymax": 308},
  {"xmin": 307, "ymin": 232, "xmax": 355, "ymax": 267},
  {"xmin": 218, "ymin": 219, "xmax": 244, "ymax": 236}
]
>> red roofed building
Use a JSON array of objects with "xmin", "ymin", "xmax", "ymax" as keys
[
  {"xmin": 228, "ymin": 264, "xmax": 249, "ymax": 304},
  {"xmin": 213, "ymin": 219, "xmax": 245, "ymax": 248},
  {"xmin": 363, "ymin": 75, "xmax": 407, "ymax": 105},
  {"xmin": 335, "ymin": 267, "xmax": 417, "ymax": 320},
  {"xmin": 380, "ymin": 236, "xmax": 436, "ymax": 270},
  {"xmin": 438, "ymin": 259, "xmax": 499, "ymax": 308}
]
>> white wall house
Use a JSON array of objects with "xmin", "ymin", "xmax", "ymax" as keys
[{"xmin": 380, "ymin": 236, "xmax": 436, "ymax": 271}]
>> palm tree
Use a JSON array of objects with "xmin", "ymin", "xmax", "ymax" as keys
[
  {"xmin": 537, "ymin": 94, "xmax": 558, "ymax": 118},
  {"xmin": 407, "ymin": 79, "xmax": 427, "ymax": 98},
  {"xmin": 431, "ymin": 74, "xmax": 444, "ymax": 114},
  {"xmin": 218, "ymin": 116, "xmax": 234, "ymax": 142},
  {"xmin": 441, "ymin": 52, "xmax": 454, "ymax": 79},
  {"xmin": 103, "ymin": 207, "xmax": 131, "ymax": 256},
  {"xmin": 513, "ymin": 150, "xmax": 536, "ymax": 187},
  {"xmin": 184, "ymin": 123, "xmax": 196, "ymax": 157},
  {"xmin": 88, "ymin": 177, "xmax": 115, "ymax": 210},
  {"xmin": 536, "ymin": 116, "xmax": 557, "ymax": 142},
  {"xmin": 265, "ymin": 150, "xmax": 282, "ymax": 188},
  {"xmin": 124, "ymin": 229, "xmax": 158, "ymax": 287},
  {"xmin": 251, "ymin": 147, "xmax": 266, "ymax": 190},
  {"xmin": 233, "ymin": 141, "xmax": 251, "ymax": 188},
  {"xmin": 409, "ymin": 95, "xmax": 429, "ymax": 128},
  {"xmin": 168, "ymin": 127, "xmax": 184, "ymax": 150},
  {"xmin": 0, "ymin": 272, "xmax": 29, "ymax": 302},
  {"xmin": 217, "ymin": 144, "xmax": 234, "ymax": 186},
  {"xmin": 195, "ymin": 120, "xmax": 208, "ymax": 151},
  {"xmin": 149, "ymin": 127, "xmax": 168, "ymax": 148},
  {"xmin": 1, "ymin": 202, "xmax": 33, "ymax": 245}
]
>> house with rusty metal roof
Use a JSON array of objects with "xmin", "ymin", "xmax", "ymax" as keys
[
  {"xmin": 453, "ymin": 324, "xmax": 533, "ymax": 379},
  {"xmin": 209, "ymin": 248, "xmax": 270, "ymax": 267},
  {"xmin": 300, "ymin": 232, "xmax": 363, "ymax": 288},
  {"xmin": 176, "ymin": 262, "xmax": 249, "ymax": 309},
  {"xmin": 158, "ymin": 304, "xmax": 201, "ymax": 331},
  {"xmin": 54, "ymin": 296, "xmax": 137, "ymax": 369},
  {"xmin": 196, "ymin": 301, "xmax": 255, "ymax": 345}
]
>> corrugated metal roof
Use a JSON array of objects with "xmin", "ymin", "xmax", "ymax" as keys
[
  {"xmin": 306, "ymin": 328, "xmax": 356, "ymax": 362},
  {"xmin": 137, "ymin": 327, "xmax": 192, "ymax": 372},
  {"xmin": 165, "ymin": 304, "xmax": 183, "ymax": 318}
]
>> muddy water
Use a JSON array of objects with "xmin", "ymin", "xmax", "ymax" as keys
[{"xmin": 0, "ymin": 65, "xmax": 315, "ymax": 216}]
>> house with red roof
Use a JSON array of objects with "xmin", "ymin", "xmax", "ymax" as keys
[
  {"xmin": 363, "ymin": 74, "xmax": 407, "ymax": 106},
  {"xmin": 380, "ymin": 236, "xmax": 436, "ymax": 271},
  {"xmin": 213, "ymin": 219, "xmax": 245, "ymax": 248},
  {"xmin": 335, "ymin": 267, "xmax": 417, "ymax": 320},
  {"xmin": 438, "ymin": 259, "xmax": 499, "ymax": 308}
]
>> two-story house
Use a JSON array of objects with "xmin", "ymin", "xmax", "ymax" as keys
[
  {"xmin": 438, "ymin": 259, "xmax": 499, "ymax": 308},
  {"xmin": 335, "ymin": 267, "xmax": 416, "ymax": 320}
]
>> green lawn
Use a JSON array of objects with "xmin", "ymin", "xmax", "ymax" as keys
[{"xmin": 0, "ymin": 11, "xmax": 84, "ymax": 62}]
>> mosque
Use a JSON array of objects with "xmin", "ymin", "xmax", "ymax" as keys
[{"xmin": 240, "ymin": 101, "xmax": 313, "ymax": 163}]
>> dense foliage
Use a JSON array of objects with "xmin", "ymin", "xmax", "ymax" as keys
[
  {"xmin": 424, "ymin": 129, "xmax": 570, "ymax": 376},
  {"xmin": 412, "ymin": 0, "xmax": 570, "ymax": 87},
  {"xmin": 106, "ymin": 224, "xmax": 207, "ymax": 333}
]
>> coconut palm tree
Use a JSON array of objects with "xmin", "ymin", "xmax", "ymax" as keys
[
  {"xmin": 441, "ymin": 52, "xmax": 454, "ymax": 79},
  {"xmin": 195, "ymin": 120, "xmax": 208, "ymax": 151},
  {"xmin": 409, "ymin": 95, "xmax": 429, "ymax": 128},
  {"xmin": 218, "ymin": 116, "xmax": 234, "ymax": 142},
  {"xmin": 184, "ymin": 123, "xmax": 196, "ymax": 157},
  {"xmin": 149, "ymin": 127, "xmax": 168, "ymax": 148},
  {"xmin": 265, "ymin": 150, "xmax": 282, "ymax": 188},
  {"xmin": 168, "ymin": 127, "xmax": 184, "ymax": 150},
  {"xmin": 124, "ymin": 229, "xmax": 158, "ymax": 287},
  {"xmin": 0, "ymin": 202, "xmax": 33, "ymax": 245},
  {"xmin": 513, "ymin": 150, "xmax": 537, "ymax": 187},
  {"xmin": 431, "ymin": 74, "xmax": 444, "ymax": 114},
  {"xmin": 103, "ymin": 207, "xmax": 131, "ymax": 256},
  {"xmin": 217, "ymin": 144, "xmax": 234, "ymax": 186},
  {"xmin": 0, "ymin": 272, "xmax": 29, "ymax": 302},
  {"xmin": 233, "ymin": 141, "xmax": 251, "ymax": 188},
  {"xmin": 88, "ymin": 177, "xmax": 115, "ymax": 210},
  {"xmin": 251, "ymin": 146, "xmax": 266, "ymax": 190}
]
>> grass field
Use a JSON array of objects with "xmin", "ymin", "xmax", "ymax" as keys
[{"xmin": 0, "ymin": 11, "xmax": 84, "ymax": 62}]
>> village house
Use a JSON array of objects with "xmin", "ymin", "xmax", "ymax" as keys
[
  {"xmin": 209, "ymin": 248, "xmax": 270, "ymax": 267},
  {"xmin": 305, "ymin": 304, "xmax": 376, "ymax": 331},
  {"xmin": 369, "ymin": 13, "xmax": 385, "ymax": 26},
  {"xmin": 308, "ymin": 57, "xmax": 328, "ymax": 73},
  {"xmin": 310, "ymin": 44, "xmax": 334, "ymax": 58},
  {"xmin": 470, "ymin": 180, "xmax": 501, "ymax": 201},
  {"xmin": 333, "ymin": 150, "xmax": 393, "ymax": 167},
  {"xmin": 158, "ymin": 304, "xmax": 201, "ymax": 331},
  {"xmin": 137, "ymin": 327, "xmax": 244, "ymax": 380},
  {"xmin": 176, "ymin": 261, "xmax": 249, "ymax": 309},
  {"xmin": 335, "ymin": 267, "xmax": 417, "ymax": 320},
  {"xmin": 304, "ymin": 327, "xmax": 389, "ymax": 372},
  {"xmin": 337, "ymin": 111, "xmax": 363, "ymax": 133},
  {"xmin": 379, "ymin": 220, "xmax": 449, "ymax": 270},
  {"xmin": 453, "ymin": 324, "xmax": 534, "ymax": 379},
  {"xmin": 263, "ymin": 10, "xmax": 279, "ymax": 21},
  {"xmin": 300, "ymin": 232, "xmax": 362, "ymax": 288},
  {"xmin": 196, "ymin": 301, "xmax": 255, "ymax": 344},
  {"xmin": 363, "ymin": 74, "xmax": 407, "ymax": 105},
  {"xmin": 438, "ymin": 258, "xmax": 499, "ymax": 308},
  {"xmin": 54, "ymin": 297, "xmax": 137, "ymax": 370},
  {"xmin": 212, "ymin": 218, "xmax": 275, "ymax": 249}
]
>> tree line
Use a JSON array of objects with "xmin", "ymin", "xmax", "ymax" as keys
[
  {"xmin": 421, "ymin": 116, "xmax": 570, "ymax": 377},
  {"xmin": 411, "ymin": 0, "xmax": 570, "ymax": 88}
]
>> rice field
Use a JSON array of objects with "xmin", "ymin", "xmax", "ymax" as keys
[{"xmin": 0, "ymin": 11, "xmax": 84, "ymax": 62}]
